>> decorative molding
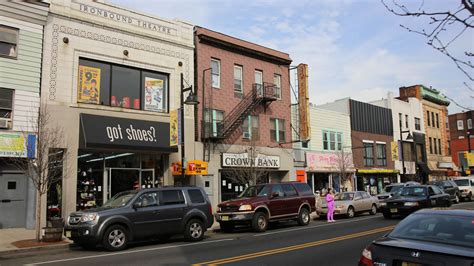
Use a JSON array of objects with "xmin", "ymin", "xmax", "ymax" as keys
[{"xmin": 48, "ymin": 23, "xmax": 190, "ymax": 101}]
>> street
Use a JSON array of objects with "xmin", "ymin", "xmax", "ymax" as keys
[{"xmin": 1, "ymin": 201, "xmax": 473, "ymax": 266}]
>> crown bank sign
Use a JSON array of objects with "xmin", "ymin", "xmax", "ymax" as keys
[{"xmin": 222, "ymin": 153, "xmax": 280, "ymax": 169}]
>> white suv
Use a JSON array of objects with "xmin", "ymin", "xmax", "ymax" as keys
[{"xmin": 453, "ymin": 176, "xmax": 474, "ymax": 202}]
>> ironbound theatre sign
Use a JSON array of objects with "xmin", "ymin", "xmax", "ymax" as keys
[
  {"xmin": 222, "ymin": 153, "xmax": 280, "ymax": 168},
  {"xmin": 79, "ymin": 113, "xmax": 177, "ymax": 153}
]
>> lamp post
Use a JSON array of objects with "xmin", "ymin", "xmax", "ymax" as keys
[
  {"xmin": 180, "ymin": 72, "xmax": 199, "ymax": 183},
  {"xmin": 399, "ymin": 122, "xmax": 413, "ymax": 183}
]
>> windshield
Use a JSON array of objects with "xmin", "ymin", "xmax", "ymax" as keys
[
  {"xmin": 399, "ymin": 187, "xmax": 427, "ymax": 197},
  {"xmin": 384, "ymin": 185, "xmax": 403, "ymax": 194},
  {"xmin": 335, "ymin": 192, "xmax": 354, "ymax": 201},
  {"xmin": 238, "ymin": 185, "xmax": 270, "ymax": 198},
  {"xmin": 389, "ymin": 213, "xmax": 474, "ymax": 248},
  {"xmin": 454, "ymin": 179, "xmax": 470, "ymax": 186},
  {"xmin": 102, "ymin": 191, "xmax": 137, "ymax": 208}
]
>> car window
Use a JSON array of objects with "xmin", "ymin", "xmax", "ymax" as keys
[
  {"xmin": 471, "ymin": 180, "xmax": 474, "ymax": 186},
  {"xmin": 136, "ymin": 192, "xmax": 159, "ymax": 208},
  {"xmin": 400, "ymin": 187, "xmax": 427, "ymax": 197},
  {"xmin": 294, "ymin": 183, "xmax": 313, "ymax": 196},
  {"xmin": 102, "ymin": 191, "xmax": 137, "ymax": 208},
  {"xmin": 161, "ymin": 190, "xmax": 185, "ymax": 205},
  {"xmin": 271, "ymin": 184, "xmax": 284, "ymax": 198},
  {"xmin": 362, "ymin": 192, "xmax": 371, "ymax": 199},
  {"xmin": 239, "ymin": 185, "xmax": 270, "ymax": 198},
  {"xmin": 355, "ymin": 192, "xmax": 363, "ymax": 199},
  {"xmin": 454, "ymin": 179, "xmax": 469, "ymax": 186},
  {"xmin": 188, "ymin": 189, "xmax": 205, "ymax": 204},
  {"xmin": 432, "ymin": 186, "xmax": 443, "ymax": 194},
  {"xmin": 336, "ymin": 192, "xmax": 354, "ymax": 201},
  {"xmin": 388, "ymin": 213, "xmax": 474, "ymax": 248},
  {"xmin": 282, "ymin": 184, "xmax": 298, "ymax": 197},
  {"xmin": 428, "ymin": 187, "xmax": 436, "ymax": 196}
]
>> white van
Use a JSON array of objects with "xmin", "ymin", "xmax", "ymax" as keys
[{"xmin": 453, "ymin": 176, "xmax": 474, "ymax": 201}]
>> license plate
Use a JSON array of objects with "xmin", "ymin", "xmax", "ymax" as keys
[
  {"xmin": 221, "ymin": 215, "xmax": 229, "ymax": 221},
  {"xmin": 390, "ymin": 208, "xmax": 398, "ymax": 213},
  {"xmin": 65, "ymin": 231, "xmax": 71, "ymax": 238},
  {"xmin": 402, "ymin": 262, "xmax": 422, "ymax": 266}
]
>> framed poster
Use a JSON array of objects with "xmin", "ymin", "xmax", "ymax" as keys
[
  {"xmin": 144, "ymin": 77, "xmax": 164, "ymax": 112},
  {"xmin": 78, "ymin": 65, "xmax": 101, "ymax": 104}
]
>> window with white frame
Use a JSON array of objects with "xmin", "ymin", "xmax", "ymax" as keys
[
  {"xmin": 270, "ymin": 118, "xmax": 285, "ymax": 142},
  {"xmin": 255, "ymin": 70, "xmax": 263, "ymax": 96},
  {"xmin": 363, "ymin": 142, "xmax": 374, "ymax": 166},
  {"xmin": 274, "ymin": 74, "xmax": 281, "ymax": 99},
  {"xmin": 322, "ymin": 130, "xmax": 342, "ymax": 151},
  {"xmin": 467, "ymin": 118, "xmax": 472, "ymax": 130},
  {"xmin": 376, "ymin": 143, "xmax": 387, "ymax": 166},
  {"xmin": 234, "ymin": 65, "xmax": 243, "ymax": 93},
  {"xmin": 457, "ymin": 120, "xmax": 464, "ymax": 130},
  {"xmin": 204, "ymin": 109, "xmax": 224, "ymax": 137},
  {"xmin": 415, "ymin": 117, "xmax": 421, "ymax": 130},
  {"xmin": 211, "ymin": 59, "xmax": 220, "ymax": 88},
  {"xmin": 242, "ymin": 115, "xmax": 259, "ymax": 140},
  {"xmin": 0, "ymin": 25, "xmax": 18, "ymax": 58},
  {"xmin": 0, "ymin": 88, "xmax": 13, "ymax": 119}
]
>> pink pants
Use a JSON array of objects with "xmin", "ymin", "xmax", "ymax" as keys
[{"xmin": 327, "ymin": 204, "xmax": 334, "ymax": 221}]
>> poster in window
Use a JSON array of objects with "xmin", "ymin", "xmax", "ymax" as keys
[
  {"xmin": 78, "ymin": 66, "xmax": 101, "ymax": 104},
  {"xmin": 144, "ymin": 77, "xmax": 164, "ymax": 112}
]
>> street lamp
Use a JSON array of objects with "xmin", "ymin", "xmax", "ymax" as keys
[
  {"xmin": 399, "ymin": 122, "xmax": 413, "ymax": 183},
  {"xmin": 180, "ymin": 72, "xmax": 199, "ymax": 183}
]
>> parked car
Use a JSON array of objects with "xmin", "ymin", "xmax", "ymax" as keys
[
  {"xmin": 359, "ymin": 209, "xmax": 474, "ymax": 266},
  {"xmin": 376, "ymin": 182, "xmax": 420, "ymax": 201},
  {"xmin": 318, "ymin": 191, "xmax": 379, "ymax": 218},
  {"xmin": 64, "ymin": 187, "xmax": 213, "ymax": 251},
  {"xmin": 453, "ymin": 176, "xmax": 474, "ymax": 202},
  {"xmin": 215, "ymin": 182, "xmax": 315, "ymax": 233},
  {"xmin": 428, "ymin": 180, "xmax": 461, "ymax": 203},
  {"xmin": 379, "ymin": 185, "xmax": 451, "ymax": 219}
]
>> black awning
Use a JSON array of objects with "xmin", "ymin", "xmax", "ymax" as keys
[{"xmin": 417, "ymin": 163, "xmax": 431, "ymax": 175}]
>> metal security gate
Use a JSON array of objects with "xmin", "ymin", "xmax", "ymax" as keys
[{"xmin": 0, "ymin": 173, "xmax": 27, "ymax": 228}]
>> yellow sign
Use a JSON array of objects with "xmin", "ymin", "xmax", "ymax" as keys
[
  {"xmin": 0, "ymin": 133, "xmax": 26, "ymax": 157},
  {"xmin": 171, "ymin": 160, "xmax": 208, "ymax": 175},
  {"xmin": 466, "ymin": 152, "xmax": 474, "ymax": 167},
  {"xmin": 170, "ymin": 109, "xmax": 178, "ymax": 146},
  {"xmin": 358, "ymin": 169, "xmax": 399, "ymax": 174},
  {"xmin": 297, "ymin": 64, "xmax": 310, "ymax": 141},
  {"xmin": 78, "ymin": 65, "xmax": 101, "ymax": 104},
  {"xmin": 391, "ymin": 141, "xmax": 399, "ymax": 161}
]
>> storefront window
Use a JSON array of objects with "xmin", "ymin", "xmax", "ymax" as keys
[{"xmin": 77, "ymin": 58, "xmax": 169, "ymax": 113}]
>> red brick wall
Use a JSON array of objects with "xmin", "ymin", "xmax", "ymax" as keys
[
  {"xmin": 195, "ymin": 29, "xmax": 292, "ymax": 148},
  {"xmin": 450, "ymin": 138, "xmax": 474, "ymax": 166},
  {"xmin": 351, "ymin": 131, "xmax": 394, "ymax": 169}
]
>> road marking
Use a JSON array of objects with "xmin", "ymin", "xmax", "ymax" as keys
[
  {"xmin": 194, "ymin": 225, "xmax": 395, "ymax": 265},
  {"xmin": 28, "ymin": 238, "xmax": 234, "ymax": 265},
  {"xmin": 253, "ymin": 215, "xmax": 382, "ymax": 237}
]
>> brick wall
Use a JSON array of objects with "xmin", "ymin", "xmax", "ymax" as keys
[{"xmin": 351, "ymin": 131, "xmax": 394, "ymax": 169}]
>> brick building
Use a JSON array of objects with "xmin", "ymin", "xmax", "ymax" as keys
[
  {"xmin": 193, "ymin": 27, "xmax": 294, "ymax": 204},
  {"xmin": 399, "ymin": 85, "xmax": 455, "ymax": 180},
  {"xmin": 448, "ymin": 110, "xmax": 474, "ymax": 173}
]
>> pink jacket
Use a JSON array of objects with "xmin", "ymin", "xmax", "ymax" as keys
[{"xmin": 326, "ymin": 193, "xmax": 334, "ymax": 207}]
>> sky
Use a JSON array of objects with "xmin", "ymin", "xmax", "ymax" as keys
[{"xmin": 110, "ymin": 0, "xmax": 473, "ymax": 113}]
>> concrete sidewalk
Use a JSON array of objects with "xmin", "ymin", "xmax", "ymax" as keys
[{"xmin": 0, "ymin": 228, "xmax": 72, "ymax": 256}]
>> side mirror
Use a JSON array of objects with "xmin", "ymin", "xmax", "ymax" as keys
[
  {"xmin": 133, "ymin": 201, "xmax": 142, "ymax": 209},
  {"xmin": 271, "ymin": 192, "xmax": 279, "ymax": 199}
]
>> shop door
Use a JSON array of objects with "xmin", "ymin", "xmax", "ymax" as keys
[
  {"xmin": 108, "ymin": 168, "xmax": 140, "ymax": 199},
  {"xmin": 139, "ymin": 169, "xmax": 155, "ymax": 189},
  {"xmin": 0, "ymin": 173, "xmax": 27, "ymax": 228}
]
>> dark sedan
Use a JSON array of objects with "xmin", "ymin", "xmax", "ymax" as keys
[
  {"xmin": 379, "ymin": 185, "xmax": 451, "ymax": 219},
  {"xmin": 428, "ymin": 180, "xmax": 460, "ymax": 203},
  {"xmin": 359, "ymin": 209, "xmax": 474, "ymax": 266}
]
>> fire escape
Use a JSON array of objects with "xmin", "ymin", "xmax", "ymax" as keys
[{"xmin": 202, "ymin": 82, "xmax": 278, "ymax": 161}]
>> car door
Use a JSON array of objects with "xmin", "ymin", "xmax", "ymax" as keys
[
  {"xmin": 427, "ymin": 186, "xmax": 443, "ymax": 206},
  {"xmin": 442, "ymin": 181, "xmax": 454, "ymax": 199},
  {"xmin": 282, "ymin": 184, "xmax": 300, "ymax": 215},
  {"xmin": 361, "ymin": 192, "xmax": 373, "ymax": 211},
  {"xmin": 267, "ymin": 184, "xmax": 285, "ymax": 217},
  {"xmin": 128, "ymin": 191, "xmax": 161, "ymax": 239},
  {"xmin": 157, "ymin": 189, "xmax": 187, "ymax": 234}
]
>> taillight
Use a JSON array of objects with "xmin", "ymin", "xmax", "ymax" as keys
[
  {"xmin": 359, "ymin": 245, "xmax": 373, "ymax": 266},
  {"xmin": 209, "ymin": 204, "xmax": 213, "ymax": 214}
]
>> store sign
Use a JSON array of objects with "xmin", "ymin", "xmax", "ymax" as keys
[
  {"xmin": 171, "ymin": 160, "xmax": 208, "ymax": 175},
  {"xmin": 222, "ymin": 153, "xmax": 280, "ymax": 168},
  {"xmin": 306, "ymin": 152, "xmax": 354, "ymax": 171},
  {"xmin": 0, "ymin": 133, "xmax": 36, "ymax": 158},
  {"xmin": 75, "ymin": 2, "xmax": 177, "ymax": 36},
  {"xmin": 79, "ymin": 113, "xmax": 177, "ymax": 152}
]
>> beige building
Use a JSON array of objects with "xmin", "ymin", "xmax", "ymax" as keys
[
  {"xmin": 399, "ymin": 85, "xmax": 455, "ymax": 180},
  {"xmin": 40, "ymin": 0, "xmax": 194, "ymax": 226}
]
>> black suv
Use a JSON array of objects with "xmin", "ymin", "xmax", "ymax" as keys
[{"xmin": 64, "ymin": 187, "xmax": 213, "ymax": 251}]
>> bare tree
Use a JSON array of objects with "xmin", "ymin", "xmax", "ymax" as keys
[
  {"xmin": 334, "ymin": 148, "xmax": 354, "ymax": 191},
  {"xmin": 382, "ymin": 0, "xmax": 473, "ymax": 109},
  {"xmin": 7, "ymin": 103, "xmax": 69, "ymax": 241}
]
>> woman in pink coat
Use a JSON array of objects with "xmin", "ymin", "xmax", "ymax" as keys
[{"xmin": 326, "ymin": 188, "xmax": 335, "ymax": 222}]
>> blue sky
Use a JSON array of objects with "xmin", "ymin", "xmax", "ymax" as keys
[{"xmin": 110, "ymin": 0, "xmax": 473, "ymax": 113}]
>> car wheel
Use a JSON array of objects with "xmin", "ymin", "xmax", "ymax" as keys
[
  {"xmin": 469, "ymin": 193, "xmax": 473, "ymax": 202},
  {"xmin": 252, "ymin": 212, "xmax": 268, "ymax": 232},
  {"xmin": 184, "ymin": 219, "xmax": 204, "ymax": 242},
  {"xmin": 102, "ymin": 225, "xmax": 128, "ymax": 251},
  {"xmin": 219, "ymin": 222, "xmax": 235, "ymax": 233},
  {"xmin": 446, "ymin": 199, "xmax": 452, "ymax": 207},
  {"xmin": 369, "ymin": 204, "xmax": 377, "ymax": 215},
  {"xmin": 382, "ymin": 212, "xmax": 392, "ymax": 219},
  {"xmin": 346, "ymin": 206, "xmax": 355, "ymax": 218},
  {"xmin": 297, "ymin": 207, "xmax": 310, "ymax": 226}
]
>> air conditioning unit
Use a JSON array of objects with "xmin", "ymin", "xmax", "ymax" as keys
[
  {"xmin": 243, "ymin": 132, "xmax": 251, "ymax": 139},
  {"xmin": 0, "ymin": 118, "xmax": 11, "ymax": 129}
]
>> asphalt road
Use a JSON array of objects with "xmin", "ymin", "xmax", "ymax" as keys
[{"xmin": 1, "ymin": 201, "xmax": 473, "ymax": 266}]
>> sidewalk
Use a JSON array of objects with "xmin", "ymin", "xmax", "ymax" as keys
[{"xmin": 0, "ymin": 228, "xmax": 72, "ymax": 256}]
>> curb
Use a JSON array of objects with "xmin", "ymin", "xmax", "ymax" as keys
[{"xmin": 0, "ymin": 242, "xmax": 78, "ymax": 257}]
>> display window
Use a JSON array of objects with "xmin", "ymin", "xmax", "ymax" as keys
[{"xmin": 77, "ymin": 58, "xmax": 169, "ymax": 112}]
